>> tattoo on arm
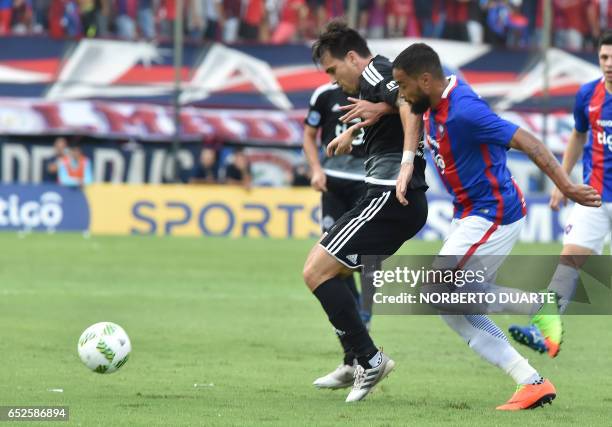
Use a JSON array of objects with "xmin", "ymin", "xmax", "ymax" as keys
[
  {"xmin": 525, "ymin": 143, "xmax": 556, "ymax": 171},
  {"xmin": 517, "ymin": 130, "xmax": 568, "ymax": 189}
]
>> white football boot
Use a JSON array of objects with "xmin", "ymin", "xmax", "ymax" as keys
[
  {"xmin": 313, "ymin": 363, "xmax": 356, "ymax": 389},
  {"xmin": 345, "ymin": 351, "xmax": 395, "ymax": 402}
]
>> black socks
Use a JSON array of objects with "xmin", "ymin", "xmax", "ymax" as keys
[{"xmin": 313, "ymin": 277, "xmax": 377, "ymax": 366}]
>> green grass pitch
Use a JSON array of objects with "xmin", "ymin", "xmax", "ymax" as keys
[{"xmin": 0, "ymin": 233, "xmax": 610, "ymax": 426}]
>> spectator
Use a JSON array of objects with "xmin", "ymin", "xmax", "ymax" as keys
[
  {"xmin": 553, "ymin": 0, "xmax": 589, "ymax": 51},
  {"xmin": 484, "ymin": 0, "xmax": 529, "ymax": 48},
  {"xmin": 587, "ymin": 0, "xmax": 611, "ymax": 43},
  {"xmin": 369, "ymin": 0, "xmax": 386, "ymax": 38},
  {"xmin": 387, "ymin": 0, "xmax": 418, "ymax": 38},
  {"xmin": 414, "ymin": 0, "xmax": 434, "ymax": 37},
  {"xmin": 430, "ymin": 0, "xmax": 446, "ymax": 38},
  {"xmin": 95, "ymin": 0, "xmax": 111, "ymax": 37},
  {"xmin": 187, "ymin": 0, "xmax": 224, "ymax": 41},
  {"xmin": 484, "ymin": 0, "xmax": 510, "ymax": 46},
  {"xmin": 264, "ymin": 0, "xmax": 280, "ymax": 41},
  {"xmin": 441, "ymin": 0, "xmax": 469, "ymax": 41},
  {"xmin": 58, "ymin": 143, "xmax": 93, "ymax": 187},
  {"xmin": 31, "ymin": 0, "xmax": 50, "ymax": 32},
  {"xmin": 79, "ymin": 0, "xmax": 96, "ymax": 36},
  {"xmin": 0, "ymin": 0, "xmax": 11, "ymax": 34},
  {"xmin": 11, "ymin": 0, "xmax": 34, "ymax": 33},
  {"xmin": 224, "ymin": 149, "xmax": 251, "ymax": 188},
  {"xmin": 203, "ymin": 0, "xmax": 223, "ymax": 41},
  {"xmin": 240, "ymin": 0, "xmax": 265, "ymax": 41},
  {"xmin": 187, "ymin": 0, "xmax": 206, "ymax": 39},
  {"xmin": 43, "ymin": 136, "xmax": 68, "ymax": 183},
  {"xmin": 581, "ymin": 0, "xmax": 600, "ymax": 50},
  {"xmin": 115, "ymin": 0, "xmax": 137, "ymax": 39},
  {"xmin": 48, "ymin": 0, "xmax": 63, "ymax": 37},
  {"xmin": 357, "ymin": 0, "xmax": 372, "ymax": 36},
  {"xmin": 222, "ymin": 0, "xmax": 241, "ymax": 43},
  {"xmin": 159, "ymin": 0, "xmax": 183, "ymax": 40},
  {"xmin": 190, "ymin": 147, "xmax": 218, "ymax": 183},
  {"xmin": 325, "ymin": 0, "xmax": 343, "ymax": 20},
  {"xmin": 271, "ymin": 0, "xmax": 307, "ymax": 43},
  {"xmin": 506, "ymin": 1, "xmax": 529, "ymax": 48},
  {"xmin": 517, "ymin": 0, "xmax": 539, "ymax": 47},
  {"xmin": 4, "ymin": 0, "xmax": 612, "ymax": 53},
  {"xmin": 137, "ymin": 0, "xmax": 155, "ymax": 38},
  {"xmin": 48, "ymin": 0, "xmax": 81, "ymax": 37},
  {"xmin": 306, "ymin": 0, "xmax": 325, "ymax": 34},
  {"xmin": 466, "ymin": 0, "xmax": 484, "ymax": 44}
]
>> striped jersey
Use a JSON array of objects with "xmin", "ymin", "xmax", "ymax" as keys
[
  {"xmin": 574, "ymin": 77, "xmax": 612, "ymax": 201},
  {"xmin": 358, "ymin": 55, "xmax": 427, "ymax": 189},
  {"xmin": 423, "ymin": 75, "xmax": 526, "ymax": 225}
]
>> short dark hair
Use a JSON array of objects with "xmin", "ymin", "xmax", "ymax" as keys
[
  {"xmin": 599, "ymin": 30, "xmax": 612, "ymax": 50},
  {"xmin": 311, "ymin": 19, "xmax": 371, "ymax": 64},
  {"xmin": 392, "ymin": 43, "xmax": 444, "ymax": 79}
]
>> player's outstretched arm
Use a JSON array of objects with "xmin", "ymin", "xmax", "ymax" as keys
[
  {"xmin": 339, "ymin": 98, "xmax": 395, "ymax": 126},
  {"xmin": 396, "ymin": 101, "xmax": 421, "ymax": 205},
  {"xmin": 510, "ymin": 128, "xmax": 601, "ymax": 208},
  {"xmin": 303, "ymin": 124, "xmax": 327, "ymax": 192},
  {"xmin": 549, "ymin": 129, "xmax": 587, "ymax": 210}
]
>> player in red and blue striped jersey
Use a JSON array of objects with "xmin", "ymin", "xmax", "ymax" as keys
[
  {"xmin": 575, "ymin": 76, "xmax": 612, "ymax": 200},
  {"xmin": 510, "ymin": 31, "xmax": 612, "ymax": 359},
  {"xmin": 392, "ymin": 43, "xmax": 601, "ymax": 411},
  {"xmin": 421, "ymin": 73, "xmax": 527, "ymax": 227}
]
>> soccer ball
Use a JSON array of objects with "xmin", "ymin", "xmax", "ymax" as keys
[{"xmin": 77, "ymin": 322, "xmax": 131, "ymax": 374}]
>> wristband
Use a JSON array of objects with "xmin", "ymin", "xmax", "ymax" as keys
[{"xmin": 401, "ymin": 150, "xmax": 415, "ymax": 165}]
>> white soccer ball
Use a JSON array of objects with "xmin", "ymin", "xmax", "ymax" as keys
[{"xmin": 77, "ymin": 322, "xmax": 131, "ymax": 374}]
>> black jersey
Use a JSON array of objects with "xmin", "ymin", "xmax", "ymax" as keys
[
  {"xmin": 359, "ymin": 55, "xmax": 427, "ymax": 190},
  {"xmin": 305, "ymin": 83, "xmax": 365, "ymax": 179}
]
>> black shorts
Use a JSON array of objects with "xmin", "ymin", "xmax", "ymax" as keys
[
  {"xmin": 321, "ymin": 175, "xmax": 367, "ymax": 232},
  {"xmin": 320, "ymin": 185, "xmax": 428, "ymax": 269}
]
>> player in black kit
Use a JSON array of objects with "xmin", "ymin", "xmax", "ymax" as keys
[
  {"xmin": 304, "ymin": 82, "xmax": 389, "ymax": 390},
  {"xmin": 302, "ymin": 20, "xmax": 428, "ymax": 402}
]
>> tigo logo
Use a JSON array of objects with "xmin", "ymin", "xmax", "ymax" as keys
[
  {"xmin": 0, "ymin": 192, "xmax": 63, "ymax": 229},
  {"xmin": 596, "ymin": 131, "xmax": 612, "ymax": 151},
  {"xmin": 0, "ymin": 185, "xmax": 90, "ymax": 232}
]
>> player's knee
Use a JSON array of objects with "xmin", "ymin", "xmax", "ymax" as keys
[
  {"xmin": 302, "ymin": 259, "xmax": 319, "ymax": 289},
  {"xmin": 303, "ymin": 257, "xmax": 336, "ymax": 291},
  {"xmin": 560, "ymin": 245, "xmax": 593, "ymax": 268}
]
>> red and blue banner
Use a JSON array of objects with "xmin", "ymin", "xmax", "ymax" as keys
[{"xmin": 0, "ymin": 36, "xmax": 601, "ymax": 112}]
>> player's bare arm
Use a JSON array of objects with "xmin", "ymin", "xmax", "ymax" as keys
[
  {"xmin": 510, "ymin": 128, "xmax": 601, "ymax": 207},
  {"xmin": 549, "ymin": 129, "xmax": 588, "ymax": 210},
  {"xmin": 303, "ymin": 124, "xmax": 328, "ymax": 192},
  {"xmin": 396, "ymin": 100, "xmax": 421, "ymax": 206},
  {"xmin": 326, "ymin": 123, "xmax": 362, "ymax": 156},
  {"xmin": 338, "ymin": 97, "xmax": 395, "ymax": 125}
]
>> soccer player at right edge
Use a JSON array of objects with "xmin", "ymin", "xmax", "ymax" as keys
[
  {"xmin": 389, "ymin": 44, "xmax": 601, "ymax": 410},
  {"xmin": 509, "ymin": 30, "xmax": 612, "ymax": 358}
]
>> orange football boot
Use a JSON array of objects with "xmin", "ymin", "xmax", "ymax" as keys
[{"xmin": 496, "ymin": 379, "xmax": 556, "ymax": 411}]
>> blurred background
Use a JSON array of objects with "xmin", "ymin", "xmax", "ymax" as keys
[{"xmin": 0, "ymin": 0, "xmax": 606, "ymax": 243}]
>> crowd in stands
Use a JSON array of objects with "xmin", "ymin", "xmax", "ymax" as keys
[
  {"xmin": 190, "ymin": 147, "xmax": 253, "ymax": 187},
  {"xmin": 43, "ymin": 139, "xmax": 255, "ymax": 186},
  {"xmin": 0, "ymin": 0, "xmax": 609, "ymax": 51}
]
